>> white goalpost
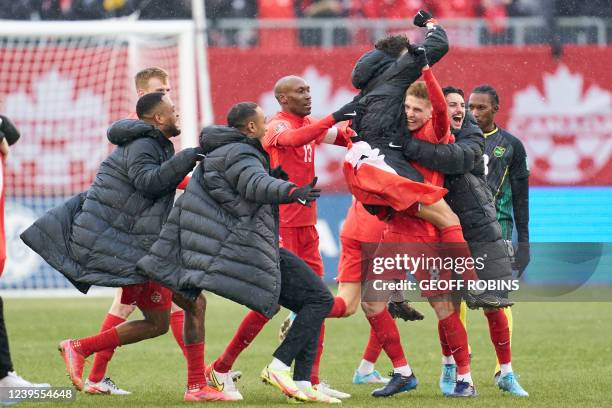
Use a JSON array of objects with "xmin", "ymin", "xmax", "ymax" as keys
[{"xmin": 0, "ymin": 19, "xmax": 207, "ymax": 294}]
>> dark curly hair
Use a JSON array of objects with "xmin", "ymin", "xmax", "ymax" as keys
[{"xmin": 375, "ymin": 35, "xmax": 411, "ymax": 59}]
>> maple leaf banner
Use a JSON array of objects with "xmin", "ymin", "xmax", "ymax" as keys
[{"xmin": 1, "ymin": 45, "xmax": 612, "ymax": 198}]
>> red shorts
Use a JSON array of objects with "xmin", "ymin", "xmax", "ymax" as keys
[
  {"xmin": 279, "ymin": 226, "xmax": 324, "ymax": 278},
  {"xmin": 337, "ymin": 237, "xmax": 366, "ymax": 283},
  {"xmin": 121, "ymin": 281, "xmax": 173, "ymax": 310},
  {"xmin": 380, "ymin": 231, "xmax": 452, "ymax": 298}
]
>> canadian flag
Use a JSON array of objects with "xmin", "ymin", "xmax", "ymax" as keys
[{"xmin": 343, "ymin": 141, "xmax": 447, "ymax": 211}]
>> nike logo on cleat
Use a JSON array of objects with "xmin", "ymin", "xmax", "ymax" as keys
[
  {"xmin": 345, "ymin": 111, "xmax": 357, "ymax": 116},
  {"xmin": 388, "ymin": 142, "xmax": 402, "ymax": 148}
]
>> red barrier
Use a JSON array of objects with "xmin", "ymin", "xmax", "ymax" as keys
[{"xmin": 208, "ymin": 46, "xmax": 612, "ymax": 187}]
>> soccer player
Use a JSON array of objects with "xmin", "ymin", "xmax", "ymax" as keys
[
  {"xmin": 22, "ymin": 93, "xmax": 229, "ymax": 402},
  {"xmin": 469, "ymin": 84, "xmax": 530, "ymax": 394},
  {"xmin": 137, "ymin": 102, "xmax": 335, "ymax": 404},
  {"xmin": 346, "ymin": 12, "xmax": 508, "ymax": 308},
  {"xmin": 366, "ymin": 64, "xmax": 479, "ymax": 398},
  {"xmin": 469, "ymin": 85, "xmax": 530, "ymax": 277},
  {"xmin": 204, "ymin": 77, "xmax": 358, "ymax": 401},
  {"xmin": 401, "ymin": 86, "xmax": 528, "ymax": 396},
  {"xmin": 81, "ymin": 66, "xmax": 188, "ymax": 395},
  {"xmin": 0, "ymin": 116, "xmax": 50, "ymax": 397}
]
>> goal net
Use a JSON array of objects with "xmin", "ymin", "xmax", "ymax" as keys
[{"xmin": 0, "ymin": 20, "xmax": 199, "ymax": 292}]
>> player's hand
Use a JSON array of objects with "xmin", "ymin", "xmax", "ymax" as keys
[
  {"xmin": 332, "ymin": 100, "xmax": 362, "ymax": 123},
  {"xmin": 290, "ymin": 177, "xmax": 321, "ymax": 207},
  {"xmin": 0, "ymin": 115, "xmax": 20, "ymax": 146},
  {"xmin": 410, "ymin": 46, "xmax": 429, "ymax": 69},
  {"xmin": 513, "ymin": 242, "xmax": 530, "ymax": 277},
  {"xmin": 270, "ymin": 165, "xmax": 289, "ymax": 181},
  {"xmin": 191, "ymin": 146, "xmax": 206, "ymax": 161},
  {"xmin": 413, "ymin": 9, "xmax": 436, "ymax": 28}
]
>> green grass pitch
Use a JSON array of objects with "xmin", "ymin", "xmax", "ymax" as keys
[{"xmin": 5, "ymin": 294, "xmax": 611, "ymax": 407}]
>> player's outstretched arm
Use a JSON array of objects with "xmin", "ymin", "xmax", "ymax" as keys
[
  {"xmin": 110, "ymin": 119, "xmax": 202, "ymax": 198},
  {"xmin": 224, "ymin": 145, "xmax": 296, "ymax": 204}
]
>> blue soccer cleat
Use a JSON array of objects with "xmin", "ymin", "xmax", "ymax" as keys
[
  {"xmin": 371, "ymin": 373, "xmax": 417, "ymax": 397},
  {"xmin": 447, "ymin": 380, "xmax": 477, "ymax": 397},
  {"xmin": 439, "ymin": 364, "xmax": 456, "ymax": 396},
  {"xmin": 497, "ymin": 373, "xmax": 529, "ymax": 397},
  {"xmin": 353, "ymin": 370, "xmax": 390, "ymax": 384}
]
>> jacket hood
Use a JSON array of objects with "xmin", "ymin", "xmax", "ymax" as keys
[
  {"xmin": 107, "ymin": 119, "xmax": 165, "ymax": 146},
  {"xmin": 351, "ymin": 49, "xmax": 395, "ymax": 90},
  {"xmin": 199, "ymin": 125, "xmax": 263, "ymax": 154}
]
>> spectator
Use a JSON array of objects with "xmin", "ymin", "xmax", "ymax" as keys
[
  {"xmin": 0, "ymin": 0, "xmax": 37, "ymax": 19},
  {"xmin": 258, "ymin": 0, "xmax": 298, "ymax": 49},
  {"xmin": 351, "ymin": 0, "xmax": 422, "ymax": 19},
  {"xmin": 296, "ymin": 0, "xmax": 348, "ymax": 46},
  {"xmin": 206, "ymin": 0, "xmax": 258, "ymax": 46},
  {"xmin": 426, "ymin": 0, "xmax": 479, "ymax": 18}
]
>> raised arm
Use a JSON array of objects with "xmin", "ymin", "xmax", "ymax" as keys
[{"xmin": 422, "ymin": 67, "xmax": 449, "ymax": 142}]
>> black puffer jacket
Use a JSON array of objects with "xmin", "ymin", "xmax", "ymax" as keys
[
  {"xmin": 21, "ymin": 119, "xmax": 200, "ymax": 291},
  {"xmin": 351, "ymin": 26, "xmax": 449, "ymax": 181},
  {"xmin": 402, "ymin": 113, "xmax": 511, "ymax": 280},
  {"xmin": 137, "ymin": 126, "xmax": 296, "ymax": 318}
]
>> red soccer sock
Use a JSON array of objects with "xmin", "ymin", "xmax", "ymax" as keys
[
  {"xmin": 485, "ymin": 309, "xmax": 512, "ymax": 364},
  {"xmin": 311, "ymin": 323, "xmax": 325, "ymax": 385},
  {"xmin": 73, "ymin": 327, "xmax": 120, "ymax": 358},
  {"xmin": 437, "ymin": 320, "xmax": 453, "ymax": 357},
  {"xmin": 185, "ymin": 342, "xmax": 205, "ymax": 390},
  {"xmin": 88, "ymin": 314, "xmax": 126, "ymax": 382},
  {"xmin": 362, "ymin": 326, "xmax": 383, "ymax": 363},
  {"xmin": 327, "ymin": 297, "xmax": 347, "ymax": 318},
  {"xmin": 367, "ymin": 309, "xmax": 407, "ymax": 367},
  {"xmin": 214, "ymin": 311, "xmax": 269, "ymax": 373},
  {"xmin": 170, "ymin": 310, "xmax": 188, "ymax": 359},
  {"xmin": 440, "ymin": 312, "xmax": 470, "ymax": 374},
  {"xmin": 440, "ymin": 225, "xmax": 479, "ymax": 282}
]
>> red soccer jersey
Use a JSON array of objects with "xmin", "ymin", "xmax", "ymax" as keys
[
  {"xmin": 263, "ymin": 111, "xmax": 334, "ymax": 227},
  {"xmin": 411, "ymin": 68, "xmax": 453, "ymax": 189},
  {"xmin": 340, "ymin": 198, "xmax": 386, "ymax": 243}
]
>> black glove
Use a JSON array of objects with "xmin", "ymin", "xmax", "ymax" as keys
[
  {"xmin": 413, "ymin": 9, "xmax": 434, "ymax": 28},
  {"xmin": 290, "ymin": 177, "xmax": 321, "ymax": 207},
  {"xmin": 388, "ymin": 127, "xmax": 413, "ymax": 151},
  {"xmin": 412, "ymin": 46, "xmax": 429, "ymax": 67},
  {"xmin": 0, "ymin": 115, "xmax": 20, "ymax": 146},
  {"xmin": 270, "ymin": 165, "xmax": 289, "ymax": 181},
  {"xmin": 192, "ymin": 146, "xmax": 206, "ymax": 161},
  {"xmin": 332, "ymin": 100, "xmax": 361, "ymax": 123},
  {"xmin": 513, "ymin": 242, "xmax": 530, "ymax": 277}
]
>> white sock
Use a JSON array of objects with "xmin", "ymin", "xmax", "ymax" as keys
[
  {"xmin": 500, "ymin": 363, "xmax": 513, "ymax": 376},
  {"xmin": 357, "ymin": 359, "xmax": 375, "ymax": 375},
  {"xmin": 457, "ymin": 372, "xmax": 473, "ymax": 385},
  {"xmin": 393, "ymin": 365, "xmax": 413, "ymax": 377},
  {"xmin": 295, "ymin": 381, "xmax": 311, "ymax": 391},
  {"xmin": 269, "ymin": 358, "xmax": 290, "ymax": 371},
  {"xmin": 442, "ymin": 355, "xmax": 456, "ymax": 365}
]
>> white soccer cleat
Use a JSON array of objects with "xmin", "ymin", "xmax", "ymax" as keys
[
  {"xmin": 314, "ymin": 382, "xmax": 351, "ymax": 399},
  {"xmin": 205, "ymin": 365, "xmax": 243, "ymax": 400},
  {"xmin": 0, "ymin": 371, "xmax": 50, "ymax": 388},
  {"xmin": 84, "ymin": 377, "xmax": 131, "ymax": 395},
  {"xmin": 300, "ymin": 385, "xmax": 342, "ymax": 403}
]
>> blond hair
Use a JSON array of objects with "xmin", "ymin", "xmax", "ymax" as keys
[
  {"xmin": 406, "ymin": 81, "xmax": 430, "ymax": 105},
  {"xmin": 134, "ymin": 67, "xmax": 169, "ymax": 91}
]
